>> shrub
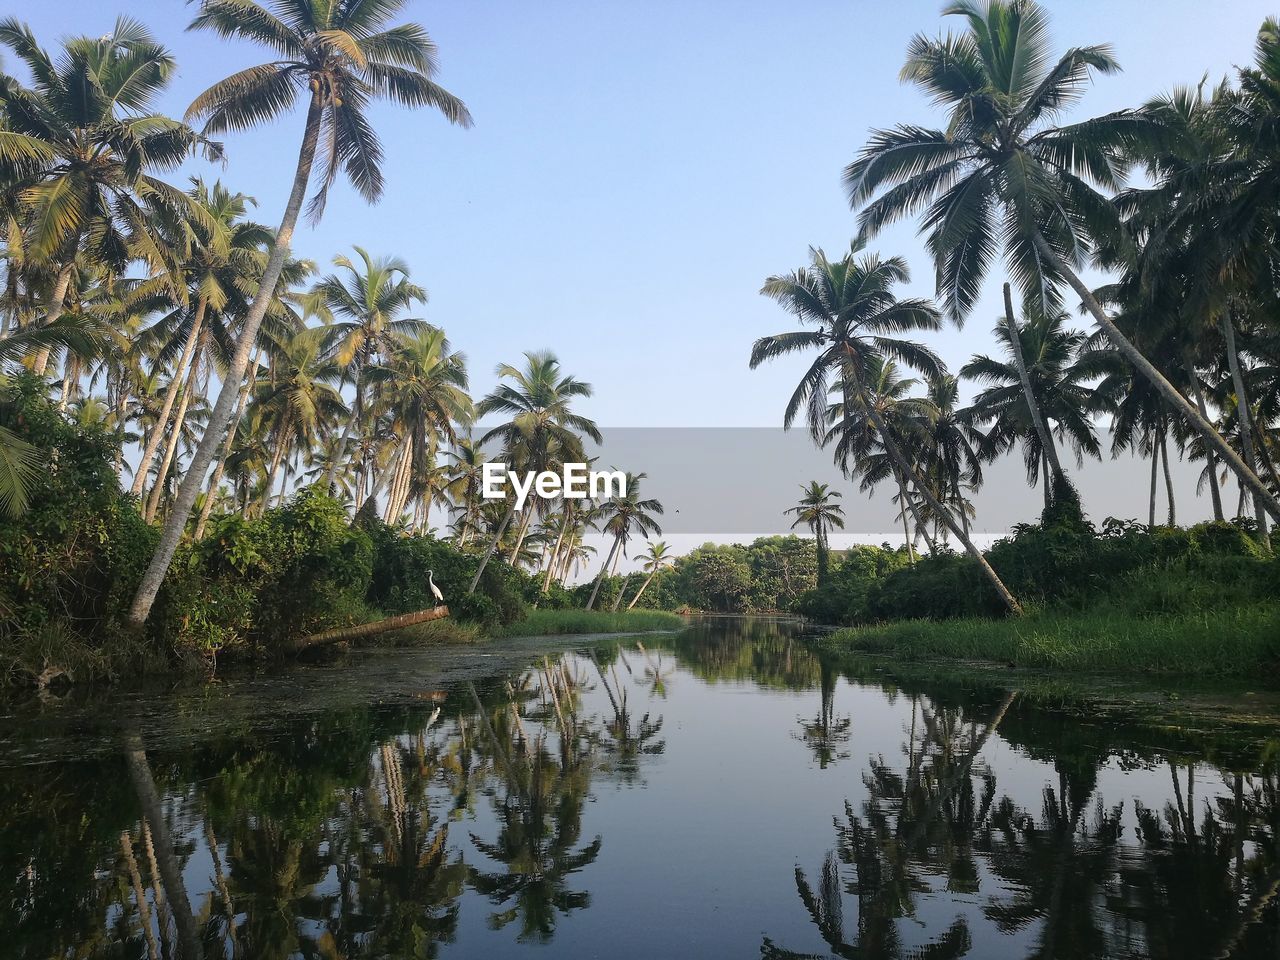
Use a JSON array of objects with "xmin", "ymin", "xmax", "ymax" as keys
[{"xmin": 0, "ymin": 374, "xmax": 159, "ymax": 678}]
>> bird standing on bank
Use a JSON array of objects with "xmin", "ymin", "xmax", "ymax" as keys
[{"xmin": 427, "ymin": 569, "xmax": 444, "ymax": 604}]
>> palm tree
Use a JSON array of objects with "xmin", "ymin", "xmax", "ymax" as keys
[
  {"xmin": 193, "ymin": 253, "xmax": 315, "ymax": 539},
  {"xmin": 309, "ymin": 247, "xmax": 431, "ymax": 498},
  {"xmin": 444, "ymin": 433, "xmax": 486, "ymax": 546},
  {"xmin": 751, "ymin": 242, "xmax": 1023, "ymax": 614},
  {"xmin": 377, "ymin": 327, "xmax": 471, "ymax": 526},
  {"xmin": 626, "ymin": 540, "xmax": 673, "ymax": 610},
  {"xmin": 844, "ymin": 0, "xmax": 1280, "ymax": 523},
  {"xmin": 825, "ymin": 356, "xmax": 933, "ymax": 560},
  {"xmin": 468, "ymin": 352, "xmax": 602, "ymax": 595},
  {"xmin": 920, "ymin": 374, "xmax": 984, "ymax": 538},
  {"xmin": 0, "ymin": 17, "xmax": 213, "ymax": 373},
  {"xmin": 130, "ymin": 179, "xmax": 271, "ymax": 505},
  {"xmin": 129, "ymin": 0, "xmax": 472, "ymax": 626},
  {"xmin": 784, "ymin": 482, "xmax": 845, "ymax": 586},
  {"xmin": 586, "ymin": 472, "xmax": 663, "ymax": 611},
  {"xmin": 249, "ymin": 327, "xmax": 346, "ymax": 510},
  {"xmin": 961, "ymin": 303, "xmax": 1102, "ymax": 512}
]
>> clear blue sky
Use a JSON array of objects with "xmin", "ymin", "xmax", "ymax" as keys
[{"xmin": 21, "ymin": 0, "xmax": 1280, "ymax": 426}]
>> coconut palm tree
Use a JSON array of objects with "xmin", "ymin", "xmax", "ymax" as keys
[
  {"xmin": 751, "ymin": 242, "xmax": 1022, "ymax": 614},
  {"xmin": 626, "ymin": 540, "xmax": 673, "ymax": 610},
  {"xmin": 824, "ymin": 356, "xmax": 933, "ymax": 560},
  {"xmin": 784, "ymin": 482, "xmax": 845, "ymax": 586},
  {"xmin": 249, "ymin": 327, "xmax": 346, "ymax": 510},
  {"xmin": 309, "ymin": 247, "xmax": 431, "ymax": 497},
  {"xmin": 130, "ymin": 179, "xmax": 271, "ymax": 504},
  {"xmin": 0, "ymin": 17, "xmax": 212, "ymax": 374},
  {"xmin": 193, "ymin": 253, "xmax": 315, "ymax": 539},
  {"xmin": 920, "ymin": 374, "xmax": 984, "ymax": 538},
  {"xmin": 586, "ymin": 472, "xmax": 663, "ymax": 611},
  {"xmin": 468, "ymin": 352, "xmax": 602, "ymax": 594},
  {"xmin": 961, "ymin": 304, "xmax": 1102, "ymax": 512},
  {"xmin": 377, "ymin": 327, "xmax": 471, "ymax": 525},
  {"xmin": 844, "ymin": 0, "xmax": 1280, "ymax": 523},
  {"xmin": 444, "ymin": 433, "xmax": 486, "ymax": 546},
  {"xmin": 129, "ymin": 0, "xmax": 472, "ymax": 626}
]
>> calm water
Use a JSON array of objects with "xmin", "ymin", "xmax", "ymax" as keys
[{"xmin": 4, "ymin": 618, "xmax": 1280, "ymax": 959}]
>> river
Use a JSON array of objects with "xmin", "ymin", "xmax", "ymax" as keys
[{"xmin": 2, "ymin": 616, "xmax": 1278, "ymax": 958}]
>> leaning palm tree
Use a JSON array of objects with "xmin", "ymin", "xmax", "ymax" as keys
[
  {"xmin": 0, "ymin": 16, "xmax": 214, "ymax": 373},
  {"xmin": 626, "ymin": 540, "xmax": 673, "ymax": 610},
  {"xmin": 751, "ymin": 242, "xmax": 1023, "ymax": 614},
  {"xmin": 586, "ymin": 472, "xmax": 663, "ymax": 611},
  {"xmin": 784, "ymin": 482, "xmax": 845, "ymax": 587},
  {"xmin": 129, "ymin": 0, "xmax": 472, "ymax": 625},
  {"xmin": 825, "ymin": 356, "xmax": 933, "ymax": 560},
  {"xmin": 844, "ymin": 0, "xmax": 1280, "ymax": 523}
]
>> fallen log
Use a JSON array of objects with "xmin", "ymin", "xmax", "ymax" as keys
[{"xmin": 289, "ymin": 605, "xmax": 450, "ymax": 653}]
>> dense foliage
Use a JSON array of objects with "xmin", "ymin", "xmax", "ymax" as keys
[
  {"xmin": 0, "ymin": 380, "xmax": 564, "ymax": 680},
  {"xmin": 582, "ymin": 536, "xmax": 820, "ymax": 614}
]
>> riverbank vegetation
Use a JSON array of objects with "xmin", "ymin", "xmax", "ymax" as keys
[
  {"xmin": 6, "ymin": 1, "xmax": 1280, "ymax": 684},
  {"xmin": 740, "ymin": 0, "xmax": 1280, "ymax": 668}
]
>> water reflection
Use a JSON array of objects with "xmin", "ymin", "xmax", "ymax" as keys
[{"xmin": 2, "ymin": 619, "xmax": 1280, "ymax": 958}]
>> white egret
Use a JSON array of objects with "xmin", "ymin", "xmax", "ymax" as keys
[{"xmin": 427, "ymin": 569, "xmax": 444, "ymax": 604}]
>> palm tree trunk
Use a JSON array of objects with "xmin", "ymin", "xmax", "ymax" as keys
[
  {"xmin": 1034, "ymin": 230, "xmax": 1280, "ymax": 523},
  {"xmin": 610, "ymin": 565, "xmax": 631, "ymax": 611},
  {"xmin": 1222, "ymin": 313, "xmax": 1270, "ymax": 545},
  {"xmin": 1149, "ymin": 439, "xmax": 1159, "ymax": 528},
  {"xmin": 627, "ymin": 569, "xmax": 659, "ymax": 610},
  {"xmin": 1161, "ymin": 426, "xmax": 1176, "ymax": 526},
  {"xmin": 58, "ymin": 354, "xmax": 78, "ymax": 411},
  {"xmin": 1041, "ymin": 449, "xmax": 1050, "ymax": 514},
  {"xmin": 848, "ymin": 354, "xmax": 1022, "ymax": 615},
  {"xmin": 263, "ymin": 413, "xmax": 292, "ymax": 513},
  {"xmin": 1255, "ymin": 426, "xmax": 1280, "ymax": 498},
  {"xmin": 120, "ymin": 832, "xmax": 161, "ymax": 960},
  {"xmin": 508, "ymin": 506, "xmax": 534, "ymax": 562},
  {"xmin": 144, "ymin": 327, "xmax": 207, "ymax": 522},
  {"xmin": 324, "ymin": 368, "xmax": 363, "ymax": 493},
  {"xmin": 193, "ymin": 347, "xmax": 259, "ymax": 540},
  {"xmin": 1184, "ymin": 353, "xmax": 1224, "ymax": 522},
  {"xmin": 586, "ymin": 535, "xmax": 621, "ymax": 610},
  {"xmin": 467, "ymin": 501, "xmax": 516, "ymax": 594},
  {"xmin": 123, "ymin": 733, "xmax": 199, "ymax": 960},
  {"xmin": 892, "ymin": 462, "xmax": 934, "ymax": 555},
  {"xmin": 904, "ymin": 473, "xmax": 938, "ymax": 556},
  {"xmin": 128, "ymin": 92, "xmax": 326, "ymax": 627},
  {"xmin": 130, "ymin": 296, "xmax": 209, "ymax": 499},
  {"xmin": 144, "ymin": 378, "xmax": 193, "ymax": 523},
  {"xmin": 112, "ymin": 385, "xmax": 128, "ymax": 476},
  {"xmin": 542, "ymin": 505, "xmax": 572, "ymax": 593},
  {"xmin": 896, "ymin": 483, "xmax": 916, "ymax": 564},
  {"xmin": 31, "ymin": 260, "xmax": 75, "ymax": 375},
  {"xmin": 276, "ymin": 457, "xmax": 292, "ymax": 508},
  {"xmin": 383, "ymin": 444, "xmax": 412, "ymax": 523},
  {"xmin": 1003, "ymin": 282, "xmax": 1063, "ymax": 486}
]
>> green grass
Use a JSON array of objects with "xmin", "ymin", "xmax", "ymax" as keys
[
  {"xmin": 492, "ymin": 608, "xmax": 686, "ymax": 638},
  {"xmin": 376, "ymin": 618, "xmax": 483, "ymax": 646},
  {"xmin": 821, "ymin": 602, "xmax": 1280, "ymax": 678}
]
